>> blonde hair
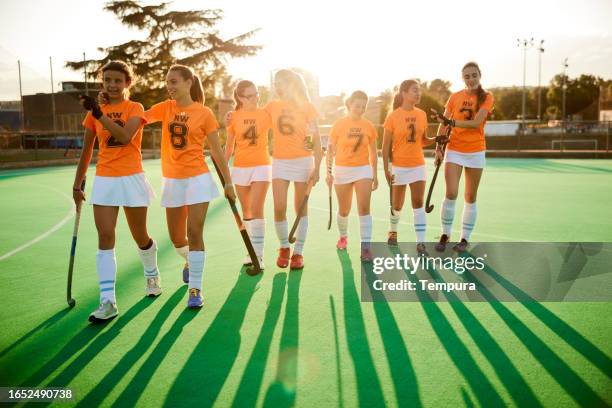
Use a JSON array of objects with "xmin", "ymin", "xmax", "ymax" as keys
[{"xmin": 274, "ymin": 69, "xmax": 310, "ymax": 107}]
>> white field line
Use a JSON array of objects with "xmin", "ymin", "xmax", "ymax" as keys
[{"xmin": 0, "ymin": 182, "xmax": 75, "ymax": 262}]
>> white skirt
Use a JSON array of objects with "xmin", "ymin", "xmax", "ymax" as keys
[
  {"xmin": 392, "ymin": 165, "xmax": 426, "ymax": 186},
  {"xmin": 272, "ymin": 156, "xmax": 314, "ymax": 182},
  {"xmin": 161, "ymin": 172, "xmax": 220, "ymax": 207},
  {"xmin": 445, "ymin": 149, "xmax": 486, "ymax": 168},
  {"xmin": 333, "ymin": 165, "xmax": 373, "ymax": 185},
  {"xmin": 90, "ymin": 172, "xmax": 155, "ymax": 207},
  {"xmin": 232, "ymin": 165, "xmax": 272, "ymax": 186}
]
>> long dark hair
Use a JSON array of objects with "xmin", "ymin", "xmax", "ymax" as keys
[
  {"xmin": 233, "ymin": 80, "xmax": 256, "ymax": 110},
  {"xmin": 462, "ymin": 61, "xmax": 487, "ymax": 112},
  {"xmin": 392, "ymin": 79, "xmax": 418, "ymax": 110},
  {"xmin": 168, "ymin": 64, "xmax": 204, "ymax": 104}
]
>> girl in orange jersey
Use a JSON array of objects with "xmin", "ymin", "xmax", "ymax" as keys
[
  {"xmin": 382, "ymin": 80, "xmax": 437, "ymax": 255},
  {"xmin": 265, "ymin": 69, "xmax": 322, "ymax": 270},
  {"xmin": 224, "ymin": 80, "xmax": 271, "ymax": 269},
  {"xmin": 144, "ymin": 64, "xmax": 235, "ymax": 308},
  {"xmin": 432, "ymin": 62, "xmax": 494, "ymax": 252},
  {"xmin": 326, "ymin": 91, "xmax": 378, "ymax": 261},
  {"xmin": 73, "ymin": 60, "xmax": 160, "ymax": 322}
]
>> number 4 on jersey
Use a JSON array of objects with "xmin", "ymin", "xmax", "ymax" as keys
[
  {"xmin": 243, "ymin": 125, "xmax": 257, "ymax": 145},
  {"xmin": 106, "ymin": 119, "xmax": 126, "ymax": 147}
]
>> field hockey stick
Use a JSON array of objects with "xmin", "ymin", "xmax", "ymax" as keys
[
  {"xmin": 425, "ymin": 121, "xmax": 452, "ymax": 213},
  {"xmin": 387, "ymin": 146, "xmax": 393, "ymax": 216},
  {"xmin": 211, "ymin": 157, "xmax": 262, "ymax": 276},
  {"xmin": 288, "ymin": 178, "xmax": 315, "ymax": 244},
  {"xmin": 67, "ymin": 178, "xmax": 86, "ymax": 308}
]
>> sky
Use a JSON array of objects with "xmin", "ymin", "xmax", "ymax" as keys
[{"xmin": 0, "ymin": 0, "xmax": 611, "ymax": 101}]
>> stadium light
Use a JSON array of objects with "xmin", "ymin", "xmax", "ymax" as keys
[
  {"xmin": 517, "ymin": 37, "xmax": 534, "ymax": 145},
  {"xmin": 537, "ymin": 40, "xmax": 545, "ymax": 120}
]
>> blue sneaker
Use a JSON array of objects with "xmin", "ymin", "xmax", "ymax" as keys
[
  {"xmin": 182, "ymin": 263, "xmax": 189, "ymax": 284},
  {"xmin": 187, "ymin": 288, "xmax": 203, "ymax": 308}
]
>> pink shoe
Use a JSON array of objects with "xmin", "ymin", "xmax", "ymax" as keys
[
  {"xmin": 336, "ymin": 236, "xmax": 348, "ymax": 250},
  {"xmin": 360, "ymin": 246, "xmax": 373, "ymax": 262}
]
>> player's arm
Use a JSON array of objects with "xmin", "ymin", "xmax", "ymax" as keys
[
  {"xmin": 368, "ymin": 135, "xmax": 379, "ymax": 191},
  {"xmin": 207, "ymin": 131, "xmax": 236, "ymax": 201},
  {"xmin": 309, "ymin": 120, "xmax": 323, "ymax": 185},
  {"xmin": 72, "ymin": 128, "xmax": 95, "ymax": 206},
  {"xmin": 453, "ymin": 107, "xmax": 489, "ymax": 129},
  {"xmin": 325, "ymin": 133, "xmax": 336, "ymax": 187},
  {"xmin": 382, "ymin": 129, "xmax": 393, "ymax": 184},
  {"xmin": 224, "ymin": 129, "xmax": 236, "ymax": 163},
  {"xmin": 98, "ymin": 115, "xmax": 142, "ymax": 144}
]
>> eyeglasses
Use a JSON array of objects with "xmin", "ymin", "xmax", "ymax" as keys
[{"xmin": 241, "ymin": 92, "xmax": 259, "ymax": 100}]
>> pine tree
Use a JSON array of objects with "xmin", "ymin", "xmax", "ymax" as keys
[{"xmin": 66, "ymin": 1, "xmax": 261, "ymax": 107}]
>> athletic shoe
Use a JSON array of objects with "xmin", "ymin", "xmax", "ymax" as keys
[
  {"xmin": 187, "ymin": 288, "xmax": 203, "ymax": 308},
  {"xmin": 89, "ymin": 299, "xmax": 118, "ymax": 322},
  {"xmin": 182, "ymin": 263, "xmax": 189, "ymax": 284},
  {"xmin": 416, "ymin": 243, "xmax": 429, "ymax": 257},
  {"xmin": 146, "ymin": 276, "xmax": 162, "ymax": 297},
  {"xmin": 360, "ymin": 246, "xmax": 374, "ymax": 262},
  {"xmin": 243, "ymin": 254, "xmax": 253, "ymax": 266},
  {"xmin": 336, "ymin": 236, "xmax": 348, "ymax": 250},
  {"xmin": 453, "ymin": 239, "xmax": 469, "ymax": 253},
  {"xmin": 435, "ymin": 234, "xmax": 450, "ymax": 252},
  {"xmin": 277, "ymin": 247, "xmax": 291, "ymax": 268},
  {"xmin": 387, "ymin": 231, "xmax": 398, "ymax": 246},
  {"xmin": 290, "ymin": 254, "xmax": 304, "ymax": 269}
]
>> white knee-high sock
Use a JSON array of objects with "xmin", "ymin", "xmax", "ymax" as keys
[
  {"xmin": 138, "ymin": 240, "xmax": 159, "ymax": 278},
  {"xmin": 390, "ymin": 209, "xmax": 400, "ymax": 232},
  {"xmin": 461, "ymin": 202, "xmax": 478, "ymax": 241},
  {"xmin": 96, "ymin": 249, "xmax": 117, "ymax": 303},
  {"xmin": 441, "ymin": 199, "xmax": 456, "ymax": 236},
  {"xmin": 175, "ymin": 245, "xmax": 189, "ymax": 263},
  {"xmin": 337, "ymin": 214, "xmax": 349, "ymax": 237},
  {"xmin": 250, "ymin": 218, "xmax": 265, "ymax": 257},
  {"xmin": 275, "ymin": 220, "xmax": 289, "ymax": 248},
  {"xmin": 359, "ymin": 215, "xmax": 372, "ymax": 243},
  {"xmin": 413, "ymin": 207, "xmax": 426, "ymax": 243},
  {"xmin": 293, "ymin": 216, "xmax": 308, "ymax": 255},
  {"xmin": 188, "ymin": 251, "xmax": 205, "ymax": 291}
]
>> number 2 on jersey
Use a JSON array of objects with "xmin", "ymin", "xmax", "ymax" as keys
[{"xmin": 106, "ymin": 119, "xmax": 126, "ymax": 147}]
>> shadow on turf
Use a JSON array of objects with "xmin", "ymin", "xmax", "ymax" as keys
[
  {"xmin": 404, "ymin": 253, "xmax": 543, "ymax": 407},
  {"xmin": 74, "ymin": 286, "xmax": 186, "ymax": 407},
  {"xmin": 0, "ymin": 309, "xmax": 70, "ymax": 359},
  {"xmin": 261, "ymin": 269, "xmax": 301, "ymax": 408},
  {"xmin": 386, "ymin": 246, "xmax": 507, "ymax": 407},
  {"xmin": 19, "ymin": 296, "xmax": 151, "ymax": 401},
  {"xmin": 153, "ymin": 269, "xmax": 263, "ymax": 407},
  {"xmin": 358, "ymin": 251, "xmax": 423, "ymax": 407},
  {"xmin": 455, "ymin": 251, "xmax": 610, "ymax": 406},
  {"xmin": 231, "ymin": 272, "xmax": 287, "ymax": 407},
  {"xmin": 332, "ymin": 250, "xmax": 386, "ymax": 407}
]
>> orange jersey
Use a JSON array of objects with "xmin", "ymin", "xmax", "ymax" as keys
[
  {"xmin": 144, "ymin": 99, "xmax": 219, "ymax": 179},
  {"xmin": 82, "ymin": 100, "xmax": 145, "ymax": 177},
  {"xmin": 445, "ymin": 90, "xmax": 494, "ymax": 153},
  {"xmin": 264, "ymin": 100, "xmax": 319, "ymax": 159},
  {"xmin": 227, "ymin": 108, "xmax": 272, "ymax": 167},
  {"xmin": 383, "ymin": 107, "xmax": 428, "ymax": 167},
  {"xmin": 329, "ymin": 116, "xmax": 377, "ymax": 167}
]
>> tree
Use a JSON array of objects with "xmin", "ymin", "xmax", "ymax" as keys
[
  {"xmin": 426, "ymin": 79, "xmax": 452, "ymax": 104},
  {"xmin": 546, "ymin": 74, "xmax": 603, "ymax": 120},
  {"xmin": 66, "ymin": 1, "xmax": 261, "ymax": 108}
]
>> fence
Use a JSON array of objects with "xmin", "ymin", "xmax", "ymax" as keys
[{"xmin": 0, "ymin": 121, "xmax": 610, "ymax": 166}]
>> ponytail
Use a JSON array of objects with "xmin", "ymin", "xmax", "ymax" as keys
[{"xmin": 168, "ymin": 64, "xmax": 204, "ymax": 104}]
